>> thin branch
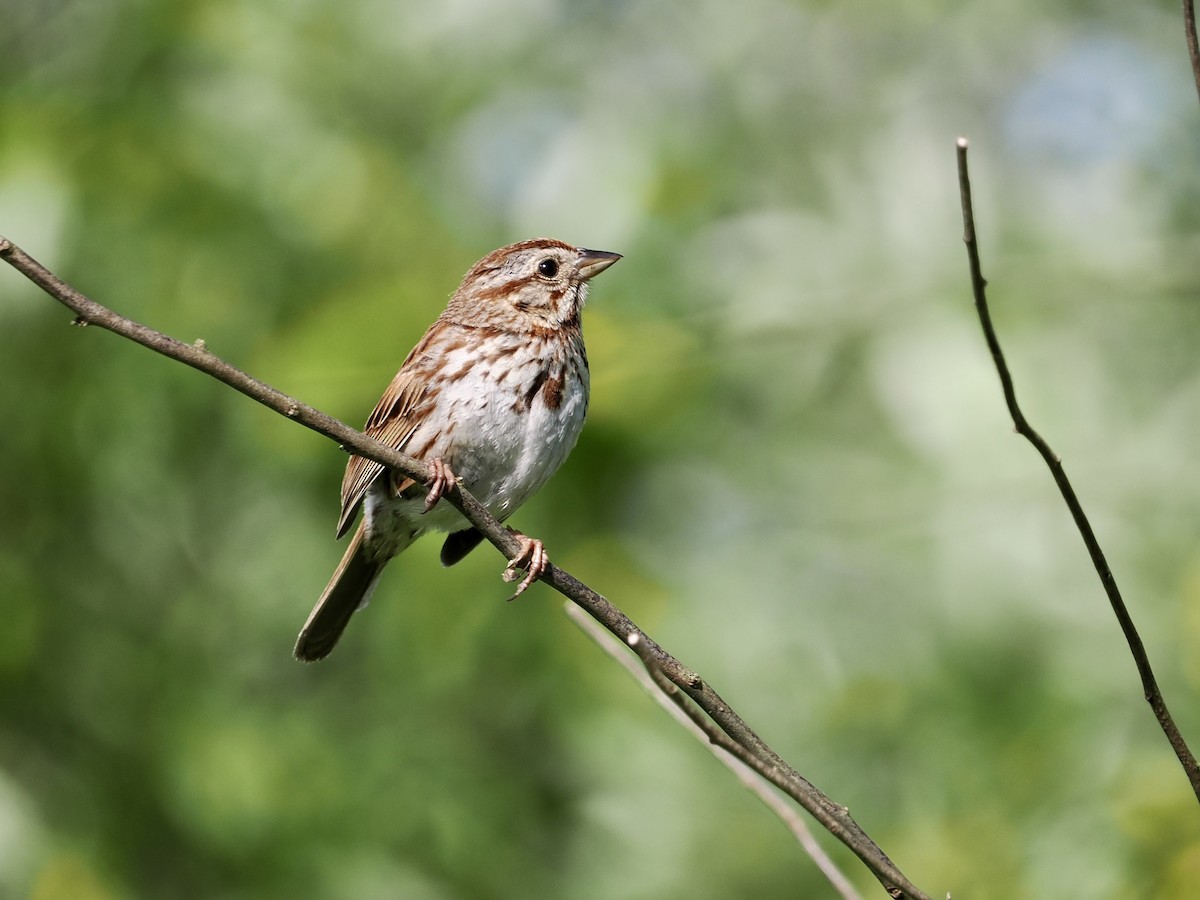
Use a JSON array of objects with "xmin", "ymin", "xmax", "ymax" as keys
[
  {"xmin": 565, "ymin": 604, "xmax": 864, "ymax": 900},
  {"xmin": 1185, "ymin": 0, "xmax": 1200, "ymax": 105},
  {"xmin": 1, "ymin": 236, "xmax": 933, "ymax": 899},
  {"xmin": 954, "ymin": 138, "xmax": 1200, "ymax": 802}
]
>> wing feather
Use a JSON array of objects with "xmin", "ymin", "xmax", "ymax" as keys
[{"xmin": 335, "ymin": 328, "xmax": 446, "ymax": 537}]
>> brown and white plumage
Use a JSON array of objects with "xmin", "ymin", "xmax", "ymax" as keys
[{"xmin": 294, "ymin": 238, "xmax": 621, "ymax": 662}]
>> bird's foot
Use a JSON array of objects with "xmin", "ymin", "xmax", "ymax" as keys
[
  {"xmin": 422, "ymin": 458, "xmax": 457, "ymax": 513},
  {"xmin": 502, "ymin": 529, "xmax": 547, "ymax": 600}
]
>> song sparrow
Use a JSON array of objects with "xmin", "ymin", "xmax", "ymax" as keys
[{"xmin": 294, "ymin": 238, "xmax": 621, "ymax": 662}]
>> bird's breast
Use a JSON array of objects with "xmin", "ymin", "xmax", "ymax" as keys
[{"xmin": 445, "ymin": 337, "xmax": 588, "ymax": 519}]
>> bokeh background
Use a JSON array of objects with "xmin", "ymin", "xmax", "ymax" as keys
[{"xmin": 3, "ymin": 0, "xmax": 1200, "ymax": 897}]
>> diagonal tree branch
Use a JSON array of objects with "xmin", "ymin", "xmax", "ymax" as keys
[
  {"xmin": 565, "ymin": 603, "xmax": 865, "ymax": 900},
  {"xmin": 954, "ymin": 138, "xmax": 1200, "ymax": 802},
  {"xmin": 1, "ymin": 236, "xmax": 934, "ymax": 900}
]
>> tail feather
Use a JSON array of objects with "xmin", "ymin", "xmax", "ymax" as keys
[
  {"xmin": 294, "ymin": 524, "xmax": 386, "ymax": 662},
  {"xmin": 440, "ymin": 527, "xmax": 485, "ymax": 567}
]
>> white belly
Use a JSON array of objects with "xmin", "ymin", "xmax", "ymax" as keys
[
  {"xmin": 365, "ymin": 352, "xmax": 589, "ymax": 540},
  {"xmin": 445, "ymin": 361, "xmax": 588, "ymax": 521}
]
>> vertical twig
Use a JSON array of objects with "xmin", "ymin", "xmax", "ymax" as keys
[
  {"xmin": 1184, "ymin": 0, "xmax": 1200, "ymax": 105},
  {"xmin": 955, "ymin": 138, "xmax": 1200, "ymax": 802}
]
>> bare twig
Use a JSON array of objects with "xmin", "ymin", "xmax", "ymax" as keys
[
  {"xmin": 954, "ymin": 138, "xmax": 1200, "ymax": 802},
  {"xmin": 1185, "ymin": 0, "xmax": 1200, "ymax": 105},
  {"xmin": 565, "ymin": 604, "xmax": 864, "ymax": 900},
  {"xmin": 1, "ymin": 236, "xmax": 933, "ymax": 899}
]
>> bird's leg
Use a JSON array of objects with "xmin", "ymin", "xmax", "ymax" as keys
[
  {"xmin": 502, "ymin": 528, "xmax": 547, "ymax": 599},
  {"xmin": 422, "ymin": 457, "xmax": 457, "ymax": 513}
]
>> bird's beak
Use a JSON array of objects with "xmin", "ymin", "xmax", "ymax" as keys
[{"xmin": 576, "ymin": 248, "xmax": 622, "ymax": 281}]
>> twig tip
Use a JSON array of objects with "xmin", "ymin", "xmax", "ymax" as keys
[{"xmin": 956, "ymin": 136, "xmax": 969, "ymax": 150}]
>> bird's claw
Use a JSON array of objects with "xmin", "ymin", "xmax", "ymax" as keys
[
  {"xmin": 503, "ymin": 532, "xmax": 547, "ymax": 600},
  {"xmin": 423, "ymin": 458, "xmax": 457, "ymax": 513}
]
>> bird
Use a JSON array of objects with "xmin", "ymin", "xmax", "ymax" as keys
[{"xmin": 294, "ymin": 238, "xmax": 621, "ymax": 661}]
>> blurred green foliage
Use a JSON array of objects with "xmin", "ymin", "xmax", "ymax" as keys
[{"xmin": 3, "ymin": 0, "xmax": 1200, "ymax": 897}]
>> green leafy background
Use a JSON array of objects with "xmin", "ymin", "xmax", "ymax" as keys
[{"xmin": 3, "ymin": 1, "xmax": 1200, "ymax": 897}]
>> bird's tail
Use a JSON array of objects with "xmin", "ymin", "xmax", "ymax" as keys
[{"xmin": 294, "ymin": 523, "xmax": 411, "ymax": 662}]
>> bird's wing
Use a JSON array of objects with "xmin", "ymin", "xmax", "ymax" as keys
[{"xmin": 336, "ymin": 355, "xmax": 438, "ymax": 538}]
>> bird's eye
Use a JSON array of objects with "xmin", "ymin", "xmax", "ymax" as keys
[{"xmin": 537, "ymin": 258, "xmax": 559, "ymax": 278}]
